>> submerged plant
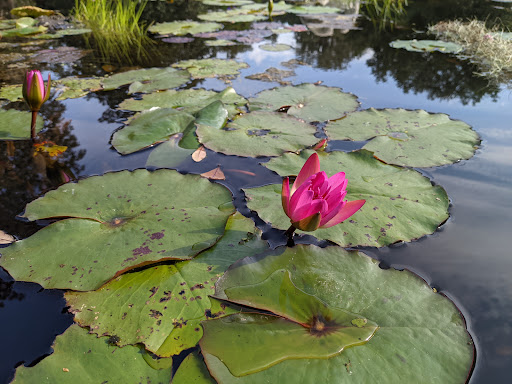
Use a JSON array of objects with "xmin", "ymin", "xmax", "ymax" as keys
[
  {"xmin": 22, "ymin": 70, "xmax": 51, "ymax": 141},
  {"xmin": 73, "ymin": 0, "xmax": 153, "ymax": 65},
  {"xmin": 282, "ymin": 152, "xmax": 365, "ymax": 239}
]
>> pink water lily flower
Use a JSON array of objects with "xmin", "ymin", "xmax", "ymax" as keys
[
  {"xmin": 282, "ymin": 153, "xmax": 365, "ymax": 233},
  {"xmin": 22, "ymin": 70, "xmax": 51, "ymax": 112}
]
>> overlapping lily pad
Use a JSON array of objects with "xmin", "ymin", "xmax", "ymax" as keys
[
  {"xmin": 101, "ymin": 67, "xmax": 190, "ymax": 94},
  {"xmin": 198, "ymin": 9, "xmax": 268, "ymax": 23},
  {"xmin": 287, "ymin": 5, "xmax": 341, "ymax": 14},
  {"xmin": 199, "ymin": 245, "xmax": 473, "ymax": 383},
  {"xmin": 325, "ymin": 108, "xmax": 480, "ymax": 167},
  {"xmin": 390, "ymin": 39, "xmax": 463, "ymax": 53},
  {"xmin": 112, "ymin": 109, "xmax": 195, "ymax": 155},
  {"xmin": 196, "ymin": 111, "xmax": 318, "ymax": 157},
  {"xmin": 172, "ymin": 59, "xmax": 249, "ymax": 79},
  {"xmin": 202, "ymin": 0, "xmax": 254, "ymax": 5},
  {"xmin": 201, "ymin": 269, "xmax": 378, "ymax": 376},
  {"xmin": 65, "ymin": 213, "xmax": 267, "ymax": 356},
  {"xmin": 260, "ymin": 43, "xmax": 292, "ymax": 51},
  {"xmin": 54, "ymin": 77, "xmax": 102, "ymax": 100},
  {"xmin": 249, "ymin": 83, "xmax": 359, "ymax": 122},
  {"xmin": 0, "ymin": 109, "xmax": 43, "ymax": 140},
  {"xmin": 173, "ymin": 352, "xmax": 215, "ymax": 384},
  {"xmin": 0, "ymin": 169, "xmax": 235, "ymax": 291},
  {"xmin": 0, "ymin": 85, "xmax": 23, "ymax": 102},
  {"xmin": 118, "ymin": 87, "xmax": 247, "ymax": 118},
  {"xmin": 148, "ymin": 21, "xmax": 223, "ymax": 36},
  {"xmin": 244, "ymin": 150, "xmax": 449, "ymax": 247},
  {"xmin": 11, "ymin": 325, "xmax": 172, "ymax": 383}
]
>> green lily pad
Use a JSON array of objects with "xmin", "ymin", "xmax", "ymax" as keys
[
  {"xmin": 11, "ymin": 325, "xmax": 171, "ymax": 383},
  {"xmin": 245, "ymin": 150, "xmax": 449, "ymax": 247},
  {"xmin": 325, "ymin": 108, "xmax": 480, "ymax": 167},
  {"xmin": 0, "ymin": 84, "xmax": 23, "ymax": 102},
  {"xmin": 287, "ymin": 5, "xmax": 341, "ymax": 14},
  {"xmin": 390, "ymin": 40, "xmax": 463, "ymax": 53},
  {"xmin": 260, "ymin": 43, "xmax": 292, "ymax": 51},
  {"xmin": 246, "ymin": 67, "xmax": 295, "ymax": 84},
  {"xmin": 198, "ymin": 10, "xmax": 268, "ymax": 23},
  {"xmin": 146, "ymin": 133, "xmax": 195, "ymax": 169},
  {"xmin": 149, "ymin": 21, "xmax": 223, "ymax": 36},
  {"xmin": 54, "ymin": 77, "xmax": 102, "ymax": 100},
  {"xmin": 65, "ymin": 213, "xmax": 268, "ymax": 356},
  {"xmin": 0, "ymin": 25, "xmax": 47, "ymax": 37},
  {"xmin": 203, "ymin": 245, "xmax": 473, "ymax": 383},
  {"xmin": 118, "ymin": 87, "xmax": 246, "ymax": 118},
  {"xmin": 56, "ymin": 28, "xmax": 92, "ymax": 36},
  {"xmin": 101, "ymin": 67, "xmax": 190, "ymax": 94},
  {"xmin": 0, "ymin": 20, "xmax": 16, "ymax": 30},
  {"xmin": 249, "ymin": 83, "xmax": 359, "ymax": 123},
  {"xmin": 0, "ymin": 109, "xmax": 44, "ymax": 140},
  {"xmin": 201, "ymin": 269, "xmax": 378, "ymax": 376},
  {"xmin": 11, "ymin": 6, "xmax": 55, "ymax": 18},
  {"xmin": 173, "ymin": 352, "xmax": 215, "ymax": 384},
  {"xmin": 205, "ymin": 39, "xmax": 237, "ymax": 46},
  {"xmin": 15, "ymin": 17, "xmax": 35, "ymax": 29},
  {"xmin": 196, "ymin": 111, "xmax": 318, "ymax": 157},
  {"xmin": 172, "ymin": 58, "xmax": 249, "ymax": 79},
  {"xmin": 112, "ymin": 109, "xmax": 195, "ymax": 155},
  {"xmin": 0, "ymin": 169, "xmax": 235, "ymax": 291}
]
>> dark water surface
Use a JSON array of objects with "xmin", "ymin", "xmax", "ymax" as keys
[{"xmin": 1, "ymin": 0, "xmax": 512, "ymax": 382}]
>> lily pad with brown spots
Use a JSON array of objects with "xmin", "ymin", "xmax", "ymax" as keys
[{"xmin": 0, "ymin": 169, "xmax": 235, "ymax": 291}]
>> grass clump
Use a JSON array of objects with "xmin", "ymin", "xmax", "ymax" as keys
[
  {"xmin": 364, "ymin": 0, "xmax": 409, "ymax": 30},
  {"xmin": 429, "ymin": 20, "xmax": 512, "ymax": 82},
  {"xmin": 73, "ymin": 0, "xmax": 152, "ymax": 65}
]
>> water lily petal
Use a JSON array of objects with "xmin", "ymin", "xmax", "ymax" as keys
[
  {"xmin": 292, "ymin": 212, "xmax": 322, "ymax": 232},
  {"xmin": 289, "ymin": 189, "xmax": 314, "ymax": 220},
  {"xmin": 289, "ymin": 180, "xmax": 313, "ymax": 213},
  {"xmin": 291, "ymin": 153, "xmax": 320, "ymax": 195},
  {"xmin": 291, "ymin": 198, "xmax": 327, "ymax": 222},
  {"xmin": 320, "ymin": 199, "xmax": 366, "ymax": 228}
]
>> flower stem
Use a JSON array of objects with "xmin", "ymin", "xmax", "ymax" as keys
[
  {"xmin": 284, "ymin": 225, "xmax": 296, "ymax": 246},
  {"xmin": 30, "ymin": 111, "xmax": 37, "ymax": 142}
]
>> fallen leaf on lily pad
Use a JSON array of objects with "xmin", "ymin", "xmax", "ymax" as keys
[{"xmin": 0, "ymin": 230, "xmax": 15, "ymax": 245}]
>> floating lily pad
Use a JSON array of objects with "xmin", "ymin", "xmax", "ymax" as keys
[
  {"xmin": 65, "ymin": 213, "xmax": 267, "ymax": 356},
  {"xmin": 205, "ymin": 39, "xmax": 236, "ymax": 46},
  {"xmin": 249, "ymin": 83, "xmax": 359, "ymax": 123},
  {"xmin": 197, "ymin": 111, "xmax": 318, "ymax": 157},
  {"xmin": 202, "ymin": 0, "xmax": 254, "ymax": 5},
  {"xmin": 0, "ymin": 20, "xmax": 16, "ymax": 30},
  {"xmin": 196, "ymin": 29, "xmax": 272, "ymax": 44},
  {"xmin": 245, "ymin": 150, "xmax": 449, "ymax": 247},
  {"xmin": 54, "ymin": 77, "xmax": 102, "ymax": 100},
  {"xmin": 118, "ymin": 87, "xmax": 246, "ymax": 118},
  {"xmin": 173, "ymin": 352, "xmax": 215, "ymax": 384},
  {"xmin": 31, "ymin": 46, "xmax": 91, "ymax": 63},
  {"xmin": 325, "ymin": 108, "xmax": 480, "ymax": 167},
  {"xmin": 11, "ymin": 6, "xmax": 55, "ymax": 18},
  {"xmin": 390, "ymin": 39, "xmax": 463, "ymax": 53},
  {"xmin": 202, "ymin": 245, "xmax": 473, "ymax": 382},
  {"xmin": 11, "ymin": 325, "xmax": 171, "ymax": 383},
  {"xmin": 149, "ymin": 21, "xmax": 223, "ymax": 36},
  {"xmin": 56, "ymin": 28, "xmax": 92, "ymax": 36},
  {"xmin": 287, "ymin": 5, "xmax": 342, "ymax": 14},
  {"xmin": 15, "ymin": 17, "xmax": 36, "ymax": 29},
  {"xmin": 0, "ymin": 84, "xmax": 23, "ymax": 102},
  {"xmin": 198, "ymin": 10, "xmax": 268, "ymax": 23},
  {"xmin": 0, "ymin": 169, "xmax": 235, "ymax": 291},
  {"xmin": 0, "ymin": 109, "xmax": 43, "ymax": 140},
  {"xmin": 0, "ymin": 25, "xmax": 47, "ymax": 37},
  {"xmin": 172, "ymin": 59, "xmax": 249, "ymax": 79},
  {"xmin": 146, "ymin": 133, "xmax": 195, "ymax": 169},
  {"xmin": 162, "ymin": 36, "xmax": 195, "ymax": 43},
  {"xmin": 201, "ymin": 269, "xmax": 378, "ymax": 376},
  {"xmin": 246, "ymin": 67, "xmax": 295, "ymax": 84},
  {"xmin": 260, "ymin": 43, "xmax": 292, "ymax": 51},
  {"xmin": 101, "ymin": 67, "xmax": 190, "ymax": 94}
]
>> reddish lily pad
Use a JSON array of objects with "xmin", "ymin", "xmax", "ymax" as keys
[
  {"xmin": 0, "ymin": 169, "xmax": 235, "ymax": 291},
  {"xmin": 65, "ymin": 213, "xmax": 267, "ymax": 356},
  {"xmin": 245, "ymin": 150, "xmax": 449, "ymax": 247}
]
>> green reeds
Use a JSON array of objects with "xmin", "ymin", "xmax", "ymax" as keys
[
  {"xmin": 73, "ymin": 0, "xmax": 152, "ymax": 65},
  {"xmin": 364, "ymin": 0, "xmax": 408, "ymax": 30}
]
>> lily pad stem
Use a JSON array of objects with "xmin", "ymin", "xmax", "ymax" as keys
[{"xmin": 284, "ymin": 225, "xmax": 296, "ymax": 246}]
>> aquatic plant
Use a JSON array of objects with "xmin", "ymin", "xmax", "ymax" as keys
[
  {"xmin": 22, "ymin": 70, "xmax": 50, "ymax": 141},
  {"xmin": 429, "ymin": 19, "xmax": 512, "ymax": 82},
  {"xmin": 73, "ymin": 0, "xmax": 152, "ymax": 65},
  {"xmin": 364, "ymin": 0, "xmax": 408, "ymax": 30},
  {"xmin": 282, "ymin": 152, "xmax": 365, "ymax": 237}
]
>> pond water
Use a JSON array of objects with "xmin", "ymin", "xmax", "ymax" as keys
[{"xmin": 1, "ymin": 0, "xmax": 511, "ymax": 383}]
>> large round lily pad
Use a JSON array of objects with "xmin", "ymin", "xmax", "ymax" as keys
[
  {"xmin": 65, "ymin": 213, "xmax": 268, "ymax": 356},
  {"xmin": 389, "ymin": 40, "xmax": 463, "ymax": 53},
  {"xmin": 196, "ymin": 111, "xmax": 318, "ymax": 157},
  {"xmin": 11, "ymin": 325, "xmax": 171, "ymax": 383},
  {"xmin": 249, "ymin": 83, "xmax": 359, "ymax": 123},
  {"xmin": 149, "ymin": 21, "xmax": 223, "ymax": 36},
  {"xmin": 201, "ymin": 245, "xmax": 473, "ymax": 383},
  {"xmin": 118, "ymin": 87, "xmax": 247, "ymax": 118},
  {"xmin": 245, "ymin": 150, "xmax": 449, "ymax": 247},
  {"xmin": 172, "ymin": 59, "xmax": 249, "ymax": 79},
  {"xmin": 0, "ymin": 169, "xmax": 235, "ymax": 291},
  {"xmin": 0, "ymin": 109, "xmax": 43, "ymax": 140},
  {"xmin": 112, "ymin": 109, "xmax": 195, "ymax": 155},
  {"xmin": 101, "ymin": 67, "xmax": 190, "ymax": 94},
  {"xmin": 325, "ymin": 108, "xmax": 480, "ymax": 167}
]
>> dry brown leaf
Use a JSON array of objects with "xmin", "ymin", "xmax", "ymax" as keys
[
  {"xmin": 0, "ymin": 230, "xmax": 15, "ymax": 245},
  {"xmin": 192, "ymin": 146, "xmax": 207, "ymax": 162},
  {"xmin": 200, "ymin": 166, "xmax": 225, "ymax": 180}
]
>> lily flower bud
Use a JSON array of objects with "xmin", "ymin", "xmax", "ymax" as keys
[{"xmin": 22, "ymin": 70, "xmax": 51, "ymax": 112}]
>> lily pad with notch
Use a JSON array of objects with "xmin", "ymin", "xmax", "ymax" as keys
[
  {"xmin": 325, "ymin": 108, "xmax": 480, "ymax": 167},
  {"xmin": 0, "ymin": 169, "xmax": 235, "ymax": 291},
  {"xmin": 249, "ymin": 83, "xmax": 359, "ymax": 123},
  {"xmin": 245, "ymin": 150, "xmax": 449, "ymax": 247},
  {"xmin": 101, "ymin": 67, "xmax": 190, "ymax": 94}
]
